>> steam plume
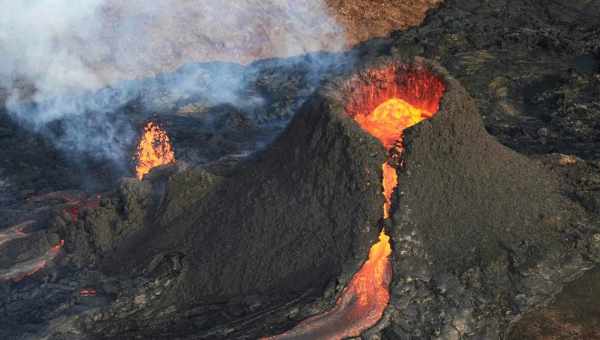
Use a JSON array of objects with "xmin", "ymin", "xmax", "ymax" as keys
[{"xmin": 0, "ymin": 0, "xmax": 345, "ymax": 166}]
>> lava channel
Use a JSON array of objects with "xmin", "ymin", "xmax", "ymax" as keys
[
  {"xmin": 0, "ymin": 240, "xmax": 64, "ymax": 282},
  {"xmin": 135, "ymin": 121, "xmax": 176, "ymax": 180},
  {"xmin": 0, "ymin": 220, "xmax": 35, "ymax": 248},
  {"xmin": 267, "ymin": 66, "xmax": 445, "ymax": 339}
]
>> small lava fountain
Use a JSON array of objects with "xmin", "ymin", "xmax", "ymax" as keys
[
  {"xmin": 268, "ymin": 64, "xmax": 445, "ymax": 339},
  {"xmin": 135, "ymin": 122, "xmax": 175, "ymax": 180}
]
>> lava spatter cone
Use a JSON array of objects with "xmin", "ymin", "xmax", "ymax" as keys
[
  {"xmin": 135, "ymin": 121, "xmax": 176, "ymax": 180},
  {"xmin": 99, "ymin": 57, "xmax": 581, "ymax": 338},
  {"xmin": 266, "ymin": 62, "xmax": 445, "ymax": 339}
]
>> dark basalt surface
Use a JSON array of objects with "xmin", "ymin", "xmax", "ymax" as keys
[{"xmin": 388, "ymin": 0, "xmax": 600, "ymax": 161}]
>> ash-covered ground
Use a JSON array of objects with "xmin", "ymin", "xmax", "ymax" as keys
[{"xmin": 0, "ymin": 0, "xmax": 599, "ymax": 339}]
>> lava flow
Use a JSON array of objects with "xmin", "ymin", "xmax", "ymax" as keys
[
  {"xmin": 268, "ymin": 66, "xmax": 445, "ymax": 339},
  {"xmin": 0, "ymin": 221, "xmax": 32, "ymax": 247},
  {"xmin": 0, "ymin": 240, "xmax": 64, "ymax": 282},
  {"xmin": 382, "ymin": 163, "xmax": 398, "ymax": 220},
  {"xmin": 135, "ymin": 122, "xmax": 176, "ymax": 180}
]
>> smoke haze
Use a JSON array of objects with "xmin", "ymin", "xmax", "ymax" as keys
[{"xmin": 0, "ymin": 0, "xmax": 346, "ymax": 166}]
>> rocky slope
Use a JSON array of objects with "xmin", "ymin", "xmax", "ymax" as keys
[{"xmin": 326, "ymin": 0, "xmax": 443, "ymax": 46}]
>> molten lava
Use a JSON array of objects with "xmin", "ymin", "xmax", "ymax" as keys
[
  {"xmin": 355, "ymin": 98, "xmax": 426, "ymax": 150},
  {"xmin": 0, "ymin": 221, "xmax": 32, "ymax": 247},
  {"xmin": 345, "ymin": 64, "xmax": 446, "ymax": 120},
  {"xmin": 0, "ymin": 240, "xmax": 64, "ymax": 282},
  {"xmin": 267, "ymin": 65, "xmax": 445, "ymax": 339},
  {"xmin": 135, "ymin": 122, "xmax": 175, "ymax": 180},
  {"xmin": 266, "ymin": 230, "xmax": 392, "ymax": 340},
  {"xmin": 382, "ymin": 163, "xmax": 398, "ymax": 219}
]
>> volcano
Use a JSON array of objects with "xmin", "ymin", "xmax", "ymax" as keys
[
  {"xmin": 2, "ymin": 2, "xmax": 600, "ymax": 338},
  {"xmin": 265, "ymin": 64, "xmax": 445, "ymax": 340},
  {"xmin": 43, "ymin": 56, "xmax": 591, "ymax": 339}
]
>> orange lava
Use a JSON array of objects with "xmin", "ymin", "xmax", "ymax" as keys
[
  {"xmin": 266, "ymin": 65, "xmax": 445, "ymax": 339},
  {"xmin": 345, "ymin": 64, "xmax": 446, "ymax": 121},
  {"xmin": 0, "ymin": 240, "xmax": 64, "ymax": 282},
  {"xmin": 265, "ymin": 231, "xmax": 392, "ymax": 340},
  {"xmin": 135, "ymin": 122, "xmax": 175, "ymax": 180},
  {"xmin": 382, "ymin": 163, "xmax": 398, "ymax": 219},
  {"xmin": 50, "ymin": 240, "xmax": 65, "ymax": 254},
  {"xmin": 0, "ymin": 221, "xmax": 32, "ymax": 247},
  {"xmin": 355, "ymin": 98, "xmax": 426, "ymax": 150}
]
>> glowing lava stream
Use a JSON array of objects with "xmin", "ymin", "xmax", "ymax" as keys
[
  {"xmin": 267, "ymin": 98, "xmax": 434, "ymax": 339},
  {"xmin": 0, "ymin": 240, "xmax": 64, "ymax": 282},
  {"xmin": 135, "ymin": 122, "xmax": 176, "ymax": 180},
  {"xmin": 0, "ymin": 221, "xmax": 33, "ymax": 247}
]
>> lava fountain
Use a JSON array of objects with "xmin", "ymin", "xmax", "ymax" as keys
[
  {"xmin": 267, "ymin": 64, "xmax": 445, "ymax": 339},
  {"xmin": 135, "ymin": 122, "xmax": 175, "ymax": 180}
]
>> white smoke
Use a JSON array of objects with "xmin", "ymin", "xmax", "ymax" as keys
[
  {"xmin": 0, "ymin": 0, "xmax": 345, "ymax": 164},
  {"xmin": 0, "ymin": 0, "xmax": 106, "ymax": 94}
]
